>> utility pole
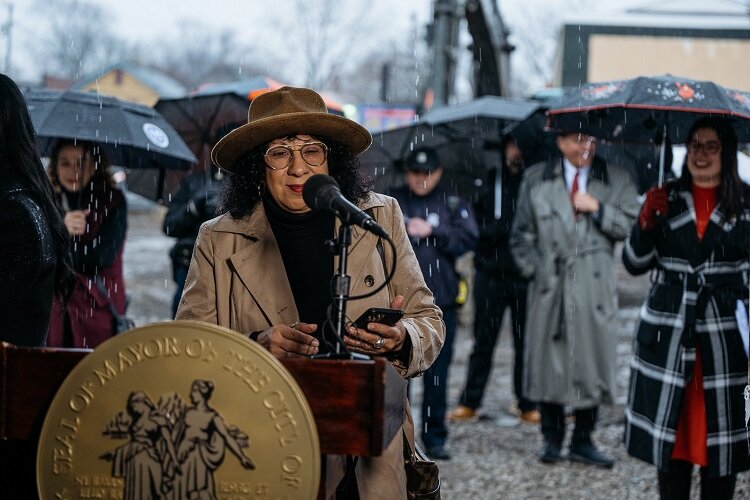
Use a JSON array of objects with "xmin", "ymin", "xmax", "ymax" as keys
[
  {"xmin": 1, "ymin": 2, "xmax": 12, "ymax": 74},
  {"xmin": 424, "ymin": 0, "xmax": 514, "ymax": 107},
  {"xmin": 465, "ymin": 0, "xmax": 514, "ymax": 97},
  {"xmin": 426, "ymin": 0, "xmax": 461, "ymax": 110}
]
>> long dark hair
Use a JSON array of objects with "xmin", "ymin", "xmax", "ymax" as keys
[
  {"xmin": 678, "ymin": 116, "xmax": 745, "ymax": 219},
  {"xmin": 0, "ymin": 74, "xmax": 73, "ymax": 300},
  {"xmin": 219, "ymin": 135, "xmax": 370, "ymax": 218}
]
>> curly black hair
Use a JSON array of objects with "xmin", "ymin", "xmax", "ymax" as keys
[{"xmin": 218, "ymin": 135, "xmax": 371, "ymax": 218}]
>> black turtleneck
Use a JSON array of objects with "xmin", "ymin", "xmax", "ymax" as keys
[{"xmin": 263, "ymin": 195, "xmax": 335, "ymax": 349}]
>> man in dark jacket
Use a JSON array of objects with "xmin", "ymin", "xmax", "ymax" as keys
[
  {"xmin": 449, "ymin": 136, "xmax": 539, "ymax": 424},
  {"xmin": 162, "ymin": 167, "xmax": 224, "ymax": 317},
  {"xmin": 391, "ymin": 147, "xmax": 478, "ymax": 460}
]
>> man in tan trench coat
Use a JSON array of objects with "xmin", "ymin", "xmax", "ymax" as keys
[
  {"xmin": 176, "ymin": 86, "xmax": 444, "ymax": 499},
  {"xmin": 510, "ymin": 132, "xmax": 639, "ymax": 468}
]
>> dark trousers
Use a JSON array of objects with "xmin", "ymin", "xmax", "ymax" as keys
[
  {"xmin": 459, "ymin": 275, "xmax": 533, "ymax": 411},
  {"xmin": 657, "ymin": 460, "xmax": 736, "ymax": 500},
  {"xmin": 420, "ymin": 306, "xmax": 457, "ymax": 449},
  {"xmin": 540, "ymin": 403, "xmax": 597, "ymax": 448},
  {"xmin": 171, "ymin": 264, "xmax": 189, "ymax": 318}
]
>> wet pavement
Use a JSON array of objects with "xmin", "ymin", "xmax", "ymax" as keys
[
  {"xmin": 123, "ymin": 205, "xmax": 750, "ymax": 499},
  {"xmin": 123, "ymin": 204, "xmax": 175, "ymax": 323}
]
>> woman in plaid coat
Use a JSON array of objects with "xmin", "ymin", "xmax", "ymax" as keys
[{"xmin": 623, "ymin": 117, "xmax": 750, "ymax": 499}]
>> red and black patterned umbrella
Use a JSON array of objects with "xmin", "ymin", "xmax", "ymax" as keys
[{"xmin": 546, "ymin": 75, "xmax": 750, "ymax": 144}]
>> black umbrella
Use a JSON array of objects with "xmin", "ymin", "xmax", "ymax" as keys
[
  {"xmin": 360, "ymin": 96, "xmax": 543, "ymax": 198},
  {"xmin": 155, "ymin": 91, "xmax": 251, "ymax": 172},
  {"xmin": 26, "ymin": 89, "xmax": 196, "ymax": 170}
]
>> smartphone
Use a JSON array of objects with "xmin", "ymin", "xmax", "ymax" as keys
[{"xmin": 352, "ymin": 307, "xmax": 404, "ymax": 330}]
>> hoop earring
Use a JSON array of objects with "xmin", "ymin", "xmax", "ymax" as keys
[{"xmin": 257, "ymin": 181, "xmax": 266, "ymax": 199}]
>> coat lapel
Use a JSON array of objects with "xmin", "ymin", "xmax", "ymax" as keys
[
  {"xmin": 219, "ymin": 206, "xmax": 299, "ymax": 327},
  {"xmin": 696, "ymin": 204, "xmax": 728, "ymax": 264},
  {"xmin": 672, "ymin": 188, "xmax": 726, "ymax": 267},
  {"xmin": 345, "ymin": 226, "xmax": 380, "ymax": 288},
  {"xmin": 333, "ymin": 194, "xmax": 386, "ymax": 290},
  {"xmin": 544, "ymin": 159, "xmax": 577, "ymax": 236}
]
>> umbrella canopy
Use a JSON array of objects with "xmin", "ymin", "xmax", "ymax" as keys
[
  {"xmin": 25, "ymin": 88, "xmax": 196, "ymax": 170},
  {"xmin": 191, "ymin": 76, "xmax": 344, "ymax": 113},
  {"xmin": 359, "ymin": 96, "xmax": 543, "ymax": 198},
  {"xmin": 546, "ymin": 75, "xmax": 750, "ymax": 144},
  {"xmin": 155, "ymin": 92, "xmax": 249, "ymax": 171}
]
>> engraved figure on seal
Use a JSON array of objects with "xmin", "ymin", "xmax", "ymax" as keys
[
  {"xmin": 100, "ymin": 391, "xmax": 182, "ymax": 500},
  {"xmin": 168, "ymin": 379, "xmax": 256, "ymax": 499}
]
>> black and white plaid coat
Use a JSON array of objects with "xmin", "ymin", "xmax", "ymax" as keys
[{"xmin": 623, "ymin": 180, "xmax": 750, "ymax": 477}]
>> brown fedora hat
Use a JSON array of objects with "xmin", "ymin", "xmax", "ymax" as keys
[{"xmin": 211, "ymin": 86, "xmax": 372, "ymax": 171}]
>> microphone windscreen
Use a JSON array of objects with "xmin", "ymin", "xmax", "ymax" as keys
[{"xmin": 302, "ymin": 174, "xmax": 339, "ymax": 211}]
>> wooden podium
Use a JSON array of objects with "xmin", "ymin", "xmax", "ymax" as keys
[{"xmin": 0, "ymin": 342, "xmax": 407, "ymax": 499}]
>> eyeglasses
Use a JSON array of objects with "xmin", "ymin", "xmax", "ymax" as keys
[
  {"xmin": 687, "ymin": 140, "xmax": 721, "ymax": 156},
  {"xmin": 264, "ymin": 142, "xmax": 328, "ymax": 170}
]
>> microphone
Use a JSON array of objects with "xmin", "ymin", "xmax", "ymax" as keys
[{"xmin": 303, "ymin": 174, "xmax": 388, "ymax": 238}]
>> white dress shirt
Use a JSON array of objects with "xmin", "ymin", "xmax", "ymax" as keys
[{"xmin": 563, "ymin": 158, "xmax": 591, "ymax": 194}]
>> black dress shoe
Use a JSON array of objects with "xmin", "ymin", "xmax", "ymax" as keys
[
  {"xmin": 426, "ymin": 446, "xmax": 452, "ymax": 460},
  {"xmin": 539, "ymin": 442, "xmax": 563, "ymax": 464},
  {"xmin": 569, "ymin": 443, "xmax": 615, "ymax": 468}
]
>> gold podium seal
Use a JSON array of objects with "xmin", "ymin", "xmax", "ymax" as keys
[{"xmin": 36, "ymin": 320, "xmax": 320, "ymax": 499}]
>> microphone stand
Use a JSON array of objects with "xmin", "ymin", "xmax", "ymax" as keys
[{"xmin": 331, "ymin": 222, "xmax": 352, "ymax": 355}]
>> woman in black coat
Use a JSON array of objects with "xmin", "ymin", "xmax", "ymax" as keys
[
  {"xmin": 623, "ymin": 117, "xmax": 750, "ymax": 499},
  {"xmin": 0, "ymin": 74, "xmax": 72, "ymax": 347}
]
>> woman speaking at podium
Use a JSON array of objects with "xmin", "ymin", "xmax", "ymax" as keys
[{"xmin": 176, "ymin": 86, "xmax": 444, "ymax": 499}]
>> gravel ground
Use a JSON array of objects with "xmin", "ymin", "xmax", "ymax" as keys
[{"xmin": 123, "ymin": 206, "xmax": 750, "ymax": 499}]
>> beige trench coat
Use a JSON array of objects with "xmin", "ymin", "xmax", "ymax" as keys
[{"xmin": 176, "ymin": 192, "xmax": 444, "ymax": 499}]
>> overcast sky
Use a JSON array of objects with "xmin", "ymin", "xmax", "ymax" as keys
[
  {"xmin": 7, "ymin": 0, "xmax": 624, "ymax": 89},
  {"xmin": 9, "ymin": 0, "xmax": 430, "ymax": 81}
]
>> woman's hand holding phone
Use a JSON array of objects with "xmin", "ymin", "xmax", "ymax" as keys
[{"xmin": 344, "ymin": 295, "xmax": 407, "ymax": 355}]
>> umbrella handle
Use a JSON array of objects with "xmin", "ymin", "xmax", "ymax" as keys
[
  {"xmin": 494, "ymin": 169, "xmax": 502, "ymax": 220},
  {"xmin": 658, "ymin": 124, "xmax": 668, "ymax": 187}
]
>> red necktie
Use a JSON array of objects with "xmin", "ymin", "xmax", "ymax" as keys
[{"xmin": 570, "ymin": 170, "xmax": 578, "ymax": 215}]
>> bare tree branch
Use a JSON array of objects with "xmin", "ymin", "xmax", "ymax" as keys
[
  {"xmin": 506, "ymin": 0, "xmax": 595, "ymax": 95},
  {"xmin": 141, "ymin": 20, "xmax": 267, "ymax": 90},
  {"xmin": 31, "ymin": 0, "xmax": 125, "ymax": 80},
  {"xmin": 263, "ymin": 0, "xmax": 401, "ymax": 91}
]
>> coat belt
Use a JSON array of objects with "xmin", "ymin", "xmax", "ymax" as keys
[
  {"xmin": 654, "ymin": 268, "xmax": 748, "ymax": 288},
  {"xmin": 654, "ymin": 268, "xmax": 748, "ymax": 347}
]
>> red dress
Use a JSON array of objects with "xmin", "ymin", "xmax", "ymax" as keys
[{"xmin": 670, "ymin": 184, "xmax": 717, "ymax": 466}]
